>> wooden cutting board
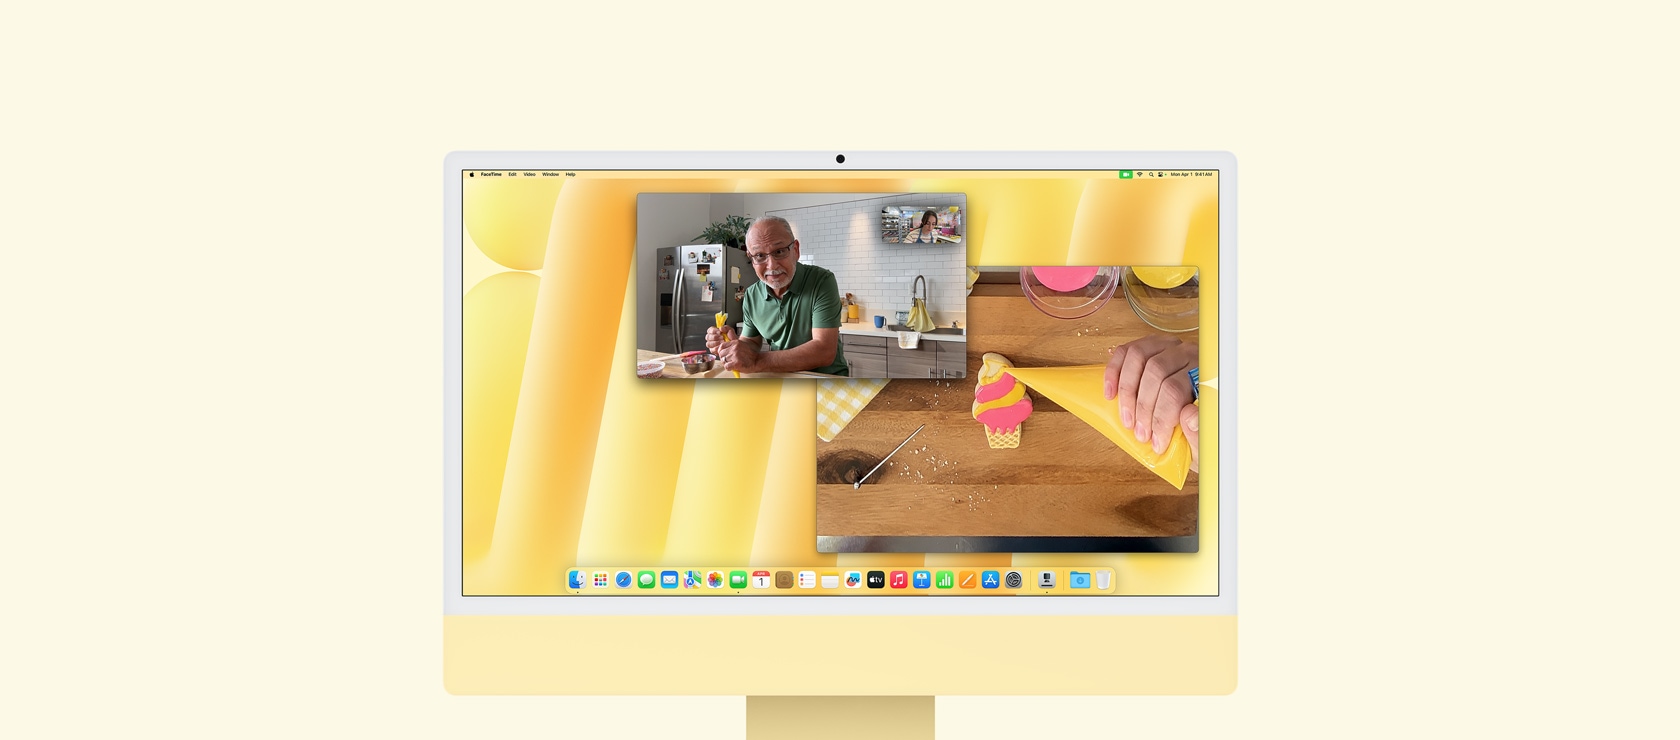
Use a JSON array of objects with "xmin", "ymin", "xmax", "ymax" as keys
[{"xmin": 815, "ymin": 287, "xmax": 1199, "ymax": 539}]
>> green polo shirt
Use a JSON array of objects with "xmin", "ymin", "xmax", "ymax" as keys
[{"xmin": 741, "ymin": 262, "xmax": 848, "ymax": 376}]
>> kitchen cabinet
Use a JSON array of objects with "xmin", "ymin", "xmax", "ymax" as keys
[
  {"xmin": 935, "ymin": 343, "xmax": 967, "ymax": 378},
  {"xmin": 847, "ymin": 354, "xmax": 887, "ymax": 378},
  {"xmin": 839, "ymin": 334, "xmax": 966, "ymax": 378},
  {"xmin": 887, "ymin": 341, "xmax": 966, "ymax": 378},
  {"xmin": 844, "ymin": 335, "xmax": 889, "ymax": 353},
  {"xmin": 843, "ymin": 335, "xmax": 888, "ymax": 379},
  {"xmin": 888, "ymin": 343, "xmax": 939, "ymax": 378}
]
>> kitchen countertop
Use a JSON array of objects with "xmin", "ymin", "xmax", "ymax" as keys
[
  {"xmin": 636, "ymin": 349, "xmax": 834, "ymax": 379},
  {"xmin": 836, "ymin": 324, "xmax": 966, "ymax": 343}
]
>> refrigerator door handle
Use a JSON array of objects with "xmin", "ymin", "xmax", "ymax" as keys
[{"xmin": 671, "ymin": 267, "xmax": 682, "ymax": 355}]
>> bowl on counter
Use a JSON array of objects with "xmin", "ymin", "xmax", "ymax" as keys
[
  {"xmin": 637, "ymin": 361, "xmax": 664, "ymax": 379},
  {"xmin": 1119, "ymin": 267, "xmax": 1199, "ymax": 332},
  {"xmin": 679, "ymin": 351, "xmax": 716, "ymax": 374},
  {"xmin": 1019, "ymin": 266, "xmax": 1120, "ymax": 320}
]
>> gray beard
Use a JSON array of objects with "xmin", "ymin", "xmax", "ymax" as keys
[{"xmin": 765, "ymin": 263, "xmax": 796, "ymax": 290}]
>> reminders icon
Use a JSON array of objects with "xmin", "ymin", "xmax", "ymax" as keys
[{"xmin": 798, "ymin": 571, "xmax": 817, "ymax": 588}]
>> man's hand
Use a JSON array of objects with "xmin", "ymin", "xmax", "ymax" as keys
[
  {"xmin": 705, "ymin": 326, "xmax": 727, "ymax": 354},
  {"xmin": 1102, "ymin": 335, "xmax": 1198, "ymax": 455},
  {"xmin": 1179, "ymin": 403, "xmax": 1199, "ymax": 474},
  {"xmin": 718, "ymin": 336, "xmax": 759, "ymax": 373}
]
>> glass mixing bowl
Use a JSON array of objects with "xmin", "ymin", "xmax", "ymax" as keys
[
  {"xmin": 1018, "ymin": 266, "xmax": 1120, "ymax": 320},
  {"xmin": 1120, "ymin": 267, "xmax": 1199, "ymax": 332}
]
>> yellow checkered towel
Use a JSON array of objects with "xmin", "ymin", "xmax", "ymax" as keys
[{"xmin": 816, "ymin": 378, "xmax": 889, "ymax": 441}]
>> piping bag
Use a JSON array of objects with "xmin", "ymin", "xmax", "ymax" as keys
[
  {"xmin": 1002, "ymin": 365, "xmax": 1193, "ymax": 489},
  {"xmin": 715, "ymin": 312, "xmax": 739, "ymax": 377}
]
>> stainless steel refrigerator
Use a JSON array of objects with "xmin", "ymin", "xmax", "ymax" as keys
[{"xmin": 654, "ymin": 245, "xmax": 758, "ymax": 355}]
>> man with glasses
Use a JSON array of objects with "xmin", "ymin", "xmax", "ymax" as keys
[{"xmin": 706, "ymin": 216, "xmax": 848, "ymax": 375}]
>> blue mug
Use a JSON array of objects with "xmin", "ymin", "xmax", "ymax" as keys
[{"xmin": 873, "ymin": 315, "xmax": 885, "ymax": 328}]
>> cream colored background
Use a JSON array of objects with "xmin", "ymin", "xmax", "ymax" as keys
[{"xmin": 3, "ymin": 2, "xmax": 1673, "ymax": 738}]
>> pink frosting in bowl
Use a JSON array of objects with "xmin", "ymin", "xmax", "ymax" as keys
[{"xmin": 1032, "ymin": 266, "xmax": 1101, "ymax": 292}]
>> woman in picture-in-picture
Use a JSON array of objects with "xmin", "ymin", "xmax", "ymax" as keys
[{"xmin": 903, "ymin": 209, "xmax": 941, "ymax": 243}]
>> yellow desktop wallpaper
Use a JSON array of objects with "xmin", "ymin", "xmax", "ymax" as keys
[{"xmin": 460, "ymin": 172, "xmax": 1220, "ymax": 596}]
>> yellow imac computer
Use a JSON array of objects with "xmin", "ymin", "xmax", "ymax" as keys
[{"xmin": 444, "ymin": 152, "xmax": 1238, "ymax": 728}]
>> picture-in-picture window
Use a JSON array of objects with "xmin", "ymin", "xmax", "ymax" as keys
[
  {"xmin": 881, "ymin": 205, "xmax": 962, "ymax": 244},
  {"xmin": 636, "ymin": 193, "xmax": 968, "ymax": 380}
]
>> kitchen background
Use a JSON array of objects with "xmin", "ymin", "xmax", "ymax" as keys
[{"xmin": 636, "ymin": 193, "xmax": 967, "ymax": 352}]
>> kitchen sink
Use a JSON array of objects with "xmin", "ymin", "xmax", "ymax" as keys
[{"xmin": 889, "ymin": 324, "xmax": 965, "ymax": 336}]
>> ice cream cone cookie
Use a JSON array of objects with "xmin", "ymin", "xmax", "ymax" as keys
[{"xmin": 972, "ymin": 353, "xmax": 1033, "ymax": 449}]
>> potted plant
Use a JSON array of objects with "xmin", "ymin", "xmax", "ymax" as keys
[{"xmin": 696, "ymin": 214, "xmax": 754, "ymax": 250}]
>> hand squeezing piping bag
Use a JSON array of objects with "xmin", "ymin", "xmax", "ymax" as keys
[
  {"xmin": 1001, "ymin": 365, "xmax": 1193, "ymax": 489},
  {"xmin": 715, "ymin": 312, "xmax": 739, "ymax": 377}
]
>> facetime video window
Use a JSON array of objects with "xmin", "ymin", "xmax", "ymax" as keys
[
  {"xmin": 635, "ymin": 193, "xmax": 968, "ymax": 380},
  {"xmin": 880, "ymin": 205, "xmax": 963, "ymax": 244},
  {"xmin": 815, "ymin": 266, "xmax": 1202, "ymax": 553}
]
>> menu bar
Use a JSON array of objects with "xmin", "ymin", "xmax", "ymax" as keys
[
  {"xmin": 466, "ymin": 170, "xmax": 569, "ymax": 178},
  {"xmin": 1118, "ymin": 169, "xmax": 1213, "ymax": 179},
  {"xmin": 563, "ymin": 567, "xmax": 1117, "ymax": 594}
]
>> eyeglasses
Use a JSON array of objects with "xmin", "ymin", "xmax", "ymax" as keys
[{"xmin": 747, "ymin": 241, "xmax": 794, "ymax": 265}]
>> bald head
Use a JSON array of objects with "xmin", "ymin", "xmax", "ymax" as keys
[{"xmin": 747, "ymin": 215, "xmax": 794, "ymax": 243}]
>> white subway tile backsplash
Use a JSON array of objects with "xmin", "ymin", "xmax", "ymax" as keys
[{"xmin": 769, "ymin": 193, "xmax": 967, "ymax": 320}]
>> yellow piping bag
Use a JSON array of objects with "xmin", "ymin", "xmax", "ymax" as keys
[
  {"xmin": 1002, "ymin": 365, "xmax": 1192, "ymax": 489},
  {"xmin": 715, "ymin": 312, "xmax": 739, "ymax": 377}
]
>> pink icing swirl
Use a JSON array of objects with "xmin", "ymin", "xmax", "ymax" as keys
[
  {"xmin": 974, "ymin": 371, "xmax": 1017, "ymax": 403},
  {"xmin": 977, "ymin": 398, "xmax": 1033, "ymax": 433}
]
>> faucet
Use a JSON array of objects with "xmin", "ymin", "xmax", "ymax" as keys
[{"xmin": 912, "ymin": 275, "xmax": 926, "ymax": 304}]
